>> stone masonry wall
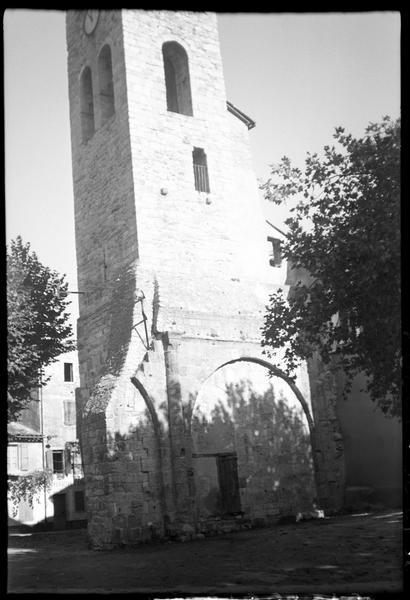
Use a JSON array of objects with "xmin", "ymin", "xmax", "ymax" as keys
[
  {"xmin": 136, "ymin": 334, "xmax": 317, "ymax": 529},
  {"xmin": 285, "ymin": 265, "xmax": 346, "ymax": 512},
  {"xmin": 121, "ymin": 10, "xmax": 273, "ymax": 341},
  {"xmin": 66, "ymin": 10, "xmax": 339, "ymax": 547},
  {"xmin": 67, "ymin": 11, "xmax": 154, "ymax": 546},
  {"xmin": 306, "ymin": 353, "xmax": 345, "ymax": 512},
  {"xmin": 66, "ymin": 12, "xmax": 141, "ymax": 392}
]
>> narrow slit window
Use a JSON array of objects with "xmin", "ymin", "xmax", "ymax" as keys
[
  {"xmin": 193, "ymin": 147, "xmax": 210, "ymax": 193},
  {"xmin": 162, "ymin": 41, "xmax": 193, "ymax": 116},
  {"xmin": 267, "ymin": 236, "xmax": 282, "ymax": 267},
  {"xmin": 64, "ymin": 363, "xmax": 73, "ymax": 382},
  {"xmin": 98, "ymin": 45, "xmax": 115, "ymax": 123},
  {"xmin": 80, "ymin": 66, "xmax": 95, "ymax": 142}
]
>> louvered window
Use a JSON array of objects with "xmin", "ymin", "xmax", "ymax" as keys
[{"xmin": 193, "ymin": 147, "xmax": 210, "ymax": 193}]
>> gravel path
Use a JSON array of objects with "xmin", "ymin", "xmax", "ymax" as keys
[{"xmin": 7, "ymin": 509, "xmax": 403, "ymax": 595}]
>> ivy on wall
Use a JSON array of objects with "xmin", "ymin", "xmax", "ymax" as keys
[{"xmin": 8, "ymin": 470, "xmax": 53, "ymax": 517}]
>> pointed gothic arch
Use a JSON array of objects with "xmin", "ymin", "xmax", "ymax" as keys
[
  {"xmin": 198, "ymin": 356, "xmax": 314, "ymax": 432},
  {"xmin": 190, "ymin": 357, "xmax": 317, "ymax": 521}
]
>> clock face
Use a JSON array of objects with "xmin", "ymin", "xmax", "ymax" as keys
[{"xmin": 84, "ymin": 10, "xmax": 99, "ymax": 35}]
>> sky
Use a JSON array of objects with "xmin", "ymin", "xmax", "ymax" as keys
[{"xmin": 4, "ymin": 9, "xmax": 401, "ymax": 321}]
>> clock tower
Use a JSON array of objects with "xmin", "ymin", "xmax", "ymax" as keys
[{"xmin": 66, "ymin": 10, "xmax": 323, "ymax": 548}]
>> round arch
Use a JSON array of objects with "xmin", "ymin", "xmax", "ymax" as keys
[{"xmin": 162, "ymin": 40, "xmax": 193, "ymax": 116}]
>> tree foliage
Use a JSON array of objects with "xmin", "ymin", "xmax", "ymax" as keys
[
  {"xmin": 7, "ymin": 236, "xmax": 75, "ymax": 421},
  {"xmin": 8, "ymin": 470, "xmax": 53, "ymax": 517},
  {"xmin": 261, "ymin": 117, "xmax": 400, "ymax": 417}
]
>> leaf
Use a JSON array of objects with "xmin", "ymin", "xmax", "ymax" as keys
[
  {"xmin": 261, "ymin": 117, "xmax": 401, "ymax": 417},
  {"xmin": 7, "ymin": 236, "xmax": 76, "ymax": 421}
]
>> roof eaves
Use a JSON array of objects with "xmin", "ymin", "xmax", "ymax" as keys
[{"xmin": 8, "ymin": 434, "xmax": 43, "ymax": 443}]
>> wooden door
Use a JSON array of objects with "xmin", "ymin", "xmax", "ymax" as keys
[
  {"xmin": 53, "ymin": 493, "xmax": 67, "ymax": 529},
  {"xmin": 217, "ymin": 453, "xmax": 241, "ymax": 514}
]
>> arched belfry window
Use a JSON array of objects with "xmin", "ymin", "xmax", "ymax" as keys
[
  {"xmin": 98, "ymin": 45, "xmax": 115, "ymax": 123},
  {"xmin": 80, "ymin": 67, "xmax": 95, "ymax": 143},
  {"xmin": 162, "ymin": 41, "xmax": 193, "ymax": 116}
]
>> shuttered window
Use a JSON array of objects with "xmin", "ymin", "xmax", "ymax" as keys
[
  {"xmin": 193, "ymin": 147, "xmax": 210, "ymax": 193},
  {"xmin": 52, "ymin": 450, "xmax": 64, "ymax": 474},
  {"xmin": 45, "ymin": 449, "xmax": 53, "ymax": 471},
  {"xmin": 7, "ymin": 445, "xmax": 19, "ymax": 472},
  {"xmin": 63, "ymin": 400, "xmax": 76, "ymax": 426},
  {"xmin": 64, "ymin": 446, "xmax": 72, "ymax": 476},
  {"xmin": 20, "ymin": 444, "xmax": 29, "ymax": 471}
]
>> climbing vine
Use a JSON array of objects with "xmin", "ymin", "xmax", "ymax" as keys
[{"xmin": 8, "ymin": 470, "xmax": 53, "ymax": 517}]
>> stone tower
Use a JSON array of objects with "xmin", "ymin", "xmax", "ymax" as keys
[{"xmin": 66, "ymin": 10, "xmax": 336, "ymax": 548}]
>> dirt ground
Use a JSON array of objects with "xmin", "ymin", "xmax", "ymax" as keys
[{"xmin": 7, "ymin": 509, "xmax": 403, "ymax": 596}]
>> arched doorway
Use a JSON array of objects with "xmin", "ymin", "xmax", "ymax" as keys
[{"xmin": 191, "ymin": 359, "xmax": 316, "ymax": 524}]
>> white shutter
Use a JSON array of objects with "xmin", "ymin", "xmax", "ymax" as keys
[
  {"xmin": 7, "ymin": 445, "xmax": 18, "ymax": 472},
  {"xmin": 20, "ymin": 444, "xmax": 29, "ymax": 471},
  {"xmin": 45, "ymin": 449, "xmax": 53, "ymax": 471},
  {"xmin": 64, "ymin": 400, "xmax": 75, "ymax": 425}
]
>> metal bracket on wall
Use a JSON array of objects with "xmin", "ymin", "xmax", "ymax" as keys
[{"xmin": 132, "ymin": 291, "xmax": 151, "ymax": 351}]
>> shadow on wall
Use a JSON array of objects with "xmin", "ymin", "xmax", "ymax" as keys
[
  {"xmin": 191, "ymin": 380, "xmax": 317, "ymax": 521},
  {"xmin": 106, "ymin": 265, "xmax": 137, "ymax": 377},
  {"xmin": 79, "ymin": 265, "xmax": 137, "ymax": 468},
  {"xmin": 96, "ymin": 410, "xmax": 166, "ymax": 545},
  {"xmin": 82, "ymin": 374, "xmax": 317, "ymax": 547},
  {"xmin": 8, "ymin": 479, "xmax": 87, "ymax": 533}
]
